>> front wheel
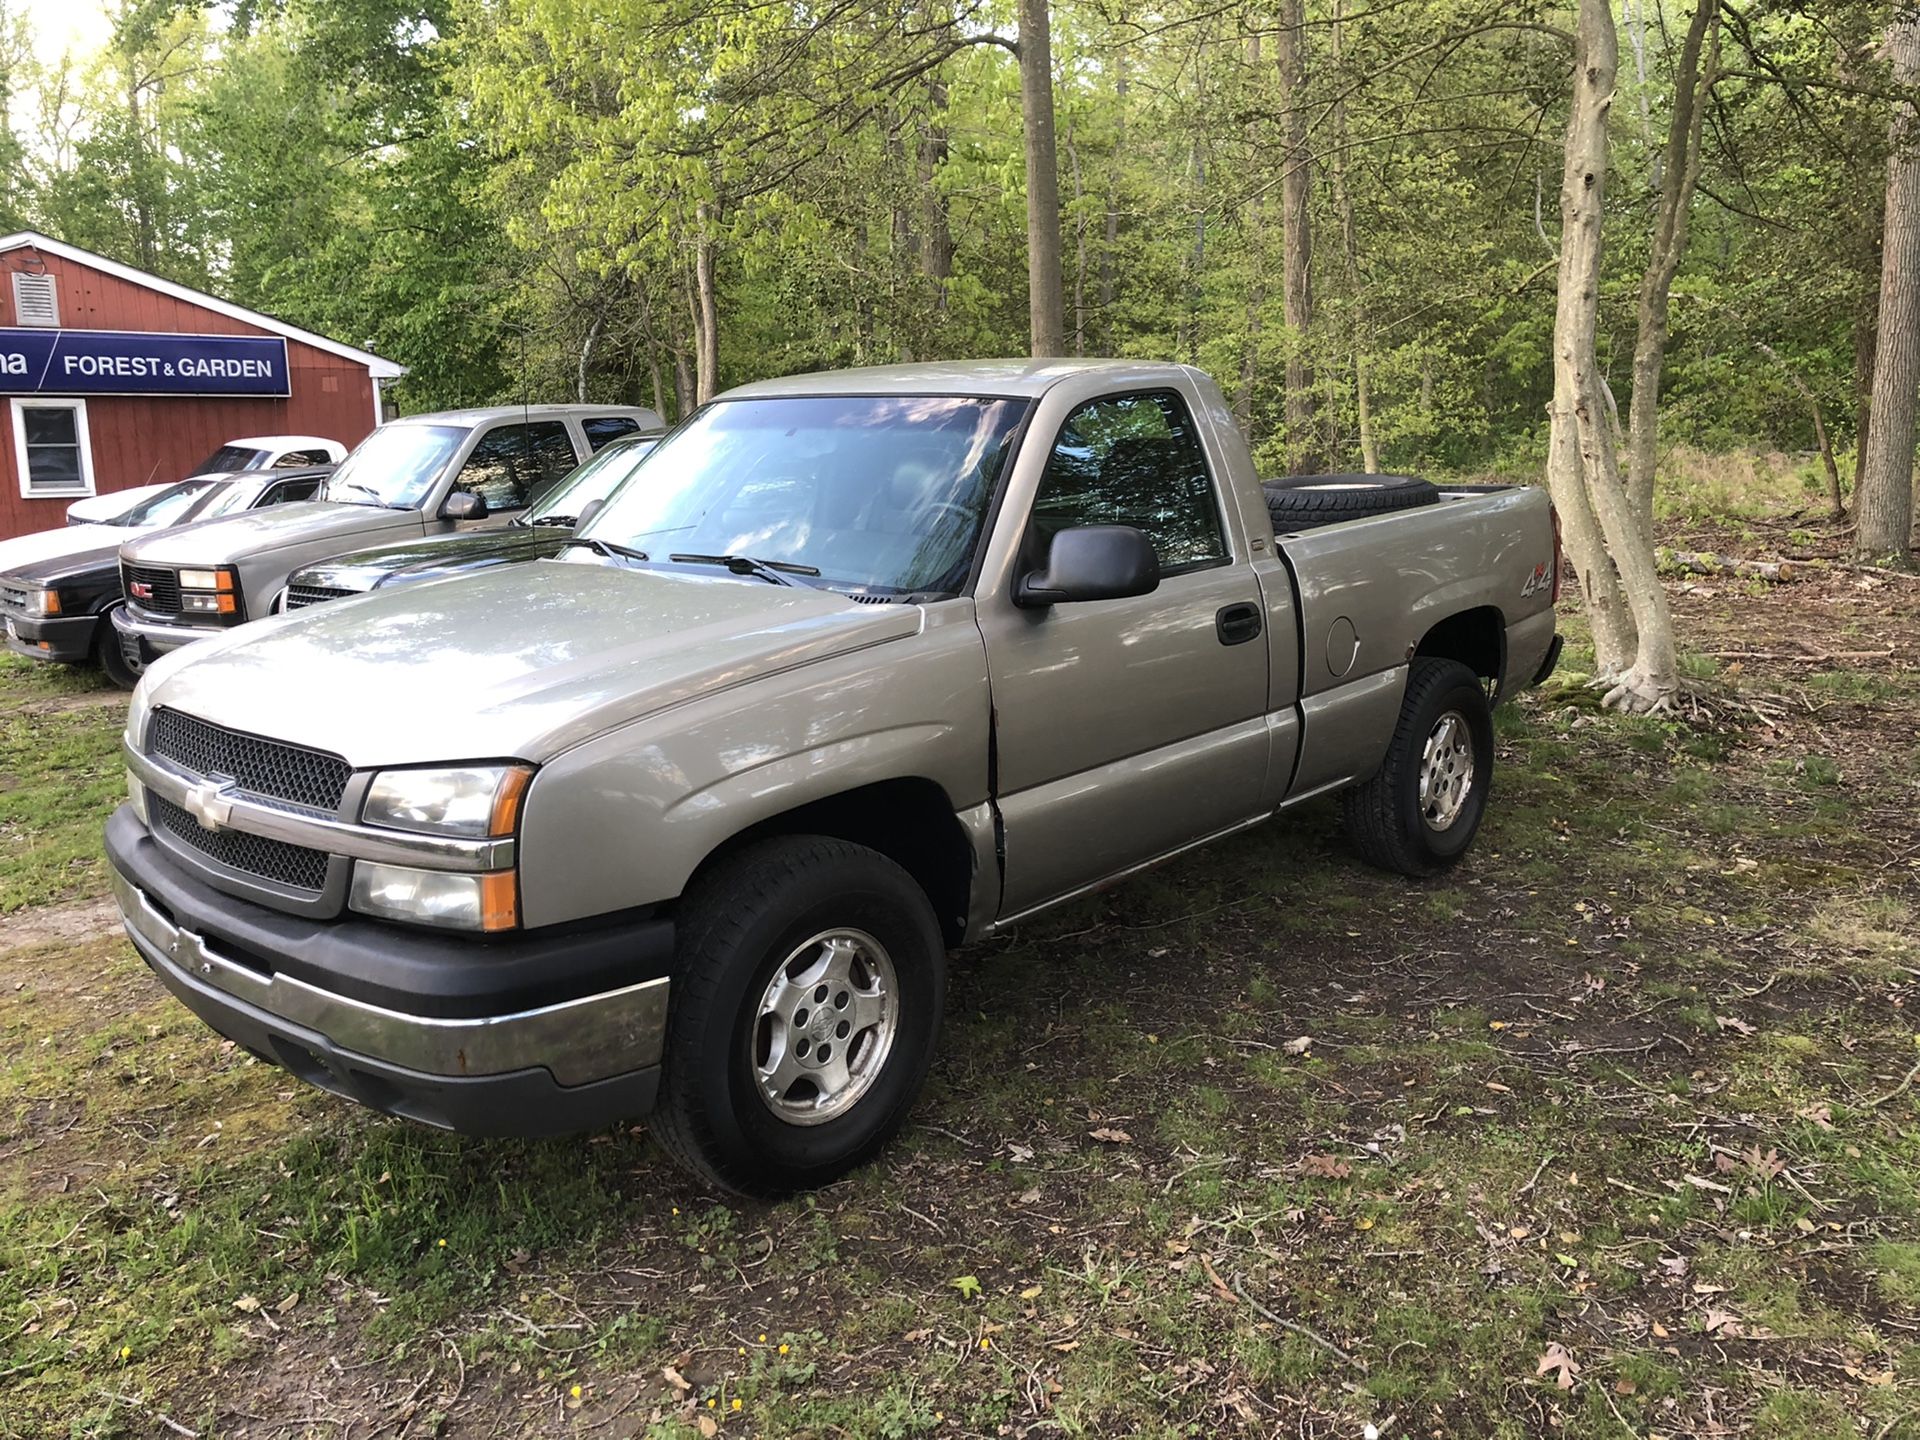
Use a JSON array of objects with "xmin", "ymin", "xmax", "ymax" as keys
[
  {"xmin": 1341, "ymin": 657, "xmax": 1494, "ymax": 876},
  {"xmin": 652, "ymin": 836, "xmax": 947, "ymax": 1196},
  {"xmin": 95, "ymin": 611, "xmax": 140, "ymax": 691}
]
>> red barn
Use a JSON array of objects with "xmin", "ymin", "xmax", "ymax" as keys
[{"xmin": 0, "ymin": 231, "xmax": 404, "ymax": 542}]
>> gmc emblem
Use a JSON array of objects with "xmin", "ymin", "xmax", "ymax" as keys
[{"xmin": 130, "ymin": 581, "xmax": 152, "ymax": 600}]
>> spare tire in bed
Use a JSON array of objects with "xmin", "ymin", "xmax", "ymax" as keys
[{"xmin": 1264, "ymin": 473, "xmax": 1440, "ymax": 531}]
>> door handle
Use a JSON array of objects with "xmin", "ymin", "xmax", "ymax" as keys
[{"xmin": 1216, "ymin": 602, "xmax": 1263, "ymax": 646}]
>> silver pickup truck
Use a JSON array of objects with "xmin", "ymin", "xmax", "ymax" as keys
[
  {"xmin": 105, "ymin": 360, "xmax": 1559, "ymax": 1194},
  {"xmin": 111, "ymin": 403, "xmax": 660, "ymax": 670}
]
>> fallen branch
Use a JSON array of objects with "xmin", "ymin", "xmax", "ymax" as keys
[
  {"xmin": 106, "ymin": 1394, "xmax": 199, "ymax": 1439},
  {"xmin": 1704, "ymin": 648, "xmax": 1896, "ymax": 662},
  {"xmin": 1202, "ymin": 1254, "xmax": 1368, "ymax": 1371},
  {"xmin": 1658, "ymin": 548, "xmax": 1804, "ymax": 582},
  {"xmin": 1868, "ymin": 1059, "xmax": 1920, "ymax": 1111}
]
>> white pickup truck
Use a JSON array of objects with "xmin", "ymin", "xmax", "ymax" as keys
[{"xmin": 107, "ymin": 360, "xmax": 1559, "ymax": 1194}]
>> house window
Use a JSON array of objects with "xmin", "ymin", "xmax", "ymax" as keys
[
  {"xmin": 10, "ymin": 398, "xmax": 95, "ymax": 498},
  {"xmin": 10, "ymin": 272, "xmax": 59, "ymax": 327}
]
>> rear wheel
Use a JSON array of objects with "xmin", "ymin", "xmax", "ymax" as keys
[
  {"xmin": 652, "ymin": 836, "xmax": 946, "ymax": 1195},
  {"xmin": 95, "ymin": 610, "xmax": 140, "ymax": 691},
  {"xmin": 1341, "ymin": 658, "xmax": 1493, "ymax": 876}
]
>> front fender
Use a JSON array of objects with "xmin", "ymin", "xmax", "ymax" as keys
[{"xmin": 514, "ymin": 604, "xmax": 992, "ymax": 929}]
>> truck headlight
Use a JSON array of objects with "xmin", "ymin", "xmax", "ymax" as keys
[
  {"xmin": 19, "ymin": 586, "xmax": 61, "ymax": 616},
  {"xmin": 362, "ymin": 765, "xmax": 532, "ymax": 838},
  {"xmin": 179, "ymin": 566, "xmax": 239, "ymax": 616},
  {"xmin": 350, "ymin": 863, "xmax": 518, "ymax": 932}
]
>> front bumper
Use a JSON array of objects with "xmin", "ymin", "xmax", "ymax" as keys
[
  {"xmin": 111, "ymin": 603, "xmax": 218, "ymax": 668},
  {"xmin": 106, "ymin": 806, "xmax": 672, "ymax": 1136},
  {"xmin": 4, "ymin": 610, "xmax": 97, "ymax": 664}
]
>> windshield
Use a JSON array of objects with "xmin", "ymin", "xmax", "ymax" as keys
[
  {"xmin": 191, "ymin": 444, "xmax": 269, "ymax": 475},
  {"xmin": 112, "ymin": 478, "xmax": 219, "ymax": 527},
  {"xmin": 184, "ymin": 478, "xmax": 264, "ymax": 522},
  {"xmin": 323, "ymin": 423, "xmax": 467, "ymax": 509},
  {"xmin": 577, "ymin": 396, "xmax": 1027, "ymax": 594},
  {"xmin": 525, "ymin": 436, "xmax": 659, "ymax": 524}
]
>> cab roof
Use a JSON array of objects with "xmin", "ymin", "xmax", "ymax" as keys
[{"xmin": 719, "ymin": 359, "xmax": 1191, "ymax": 402}]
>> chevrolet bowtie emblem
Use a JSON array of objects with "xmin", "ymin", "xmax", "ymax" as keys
[{"xmin": 183, "ymin": 777, "xmax": 237, "ymax": 832}]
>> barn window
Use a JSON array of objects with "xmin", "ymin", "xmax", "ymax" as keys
[
  {"xmin": 10, "ymin": 272, "xmax": 59, "ymax": 327},
  {"xmin": 10, "ymin": 398, "xmax": 95, "ymax": 498}
]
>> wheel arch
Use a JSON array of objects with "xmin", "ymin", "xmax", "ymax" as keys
[
  {"xmin": 684, "ymin": 777, "xmax": 977, "ymax": 948},
  {"xmin": 1414, "ymin": 605, "xmax": 1506, "ymax": 692}
]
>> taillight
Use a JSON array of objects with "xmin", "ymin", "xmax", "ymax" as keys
[{"xmin": 1550, "ymin": 505, "xmax": 1564, "ymax": 604}]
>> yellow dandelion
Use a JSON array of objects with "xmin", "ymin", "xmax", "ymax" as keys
[
  {"xmin": 737, "ymin": 1346, "xmax": 746, "ymax": 1355},
  {"xmin": 758, "ymin": 1332, "xmax": 767, "ymax": 1342},
  {"xmin": 708, "ymin": 1397, "xmax": 717, "ymax": 1409},
  {"xmin": 778, "ymin": 1343, "xmax": 789, "ymax": 1355},
  {"xmin": 119, "ymin": 1346, "xmax": 131, "ymax": 1361},
  {"xmin": 570, "ymin": 1385, "xmax": 582, "ymax": 1399},
  {"xmin": 979, "ymin": 1337, "xmax": 991, "ymax": 1350},
  {"xmin": 732, "ymin": 1398, "xmax": 743, "ymax": 1412},
  {"xmin": 436, "ymin": 1238, "xmax": 447, "ymax": 1248},
  {"xmin": 672, "ymin": 1206, "xmax": 680, "ymax": 1215}
]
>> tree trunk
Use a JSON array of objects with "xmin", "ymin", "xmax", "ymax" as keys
[
  {"xmin": 1756, "ymin": 340, "xmax": 1844, "ymax": 518},
  {"xmin": 922, "ymin": 79, "xmax": 953, "ymax": 312},
  {"xmin": 1236, "ymin": 32, "xmax": 1263, "ymax": 435},
  {"xmin": 693, "ymin": 204, "xmax": 720, "ymax": 405},
  {"xmin": 1276, "ymin": 0, "xmax": 1317, "ymax": 470},
  {"xmin": 1550, "ymin": 0, "xmax": 1678, "ymax": 711},
  {"xmin": 1329, "ymin": 1, "xmax": 1377, "ymax": 472},
  {"xmin": 577, "ymin": 309, "xmax": 605, "ymax": 404},
  {"xmin": 1067, "ymin": 114, "xmax": 1087, "ymax": 356},
  {"xmin": 1855, "ymin": 8, "xmax": 1920, "ymax": 563},
  {"xmin": 1017, "ymin": 0, "xmax": 1066, "ymax": 357},
  {"xmin": 1099, "ymin": 49, "xmax": 1127, "ymax": 353},
  {"xmin": 1625, "ymin": 0, "xmax": 1718, "ymax": 533}
]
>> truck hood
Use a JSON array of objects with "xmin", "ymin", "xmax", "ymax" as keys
[
  {"xmin": 0, "ymin": 523, "xmax": 132, "ymax": 576},
  {"xmin": 121, "ymin": 501, "xmax": 422, "ymax": 565},
  {"xmin": 301, "ymin": 527, "xmax": 557, "ymax": 591},
  {"xmin": 6, "ymin": 539, "xmax": 121, "ymax": 586},
  {"xmin": 140, "ymin": 559, "xmax": 925, "ymax": 766}
]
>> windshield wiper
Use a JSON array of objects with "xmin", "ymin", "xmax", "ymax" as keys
[
  {"xmin": 333, "ymin": 481, "xmax": 388, "ymax": 507},
  {"xmin": 559, "ymin": 536, "xmax": 650, "ymax": 563},
  {"xmin": 666, "ymin": 553, "xmax": 821, "ymax": 586}
]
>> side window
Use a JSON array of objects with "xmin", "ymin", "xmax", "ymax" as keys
[
  {"xmin": 1029, "ymin": 390, "xmax": 1228, "ymax": 574},
  {"xmin": 582, "ymin": 416, "xmax": 641, "ymax": 451},
  {"xmin": 451, "ymin": 425, "xmax": 535, "ymax": 512},
  {"xmin": 527, "ymin": 421, "xmax": 580, "ymax": 491},
  {"xmin": 263, "ymin": 476, "xmax": 323, "ymax": 505},
  {"xmin": 276, "ymin": 449, "xmax": 330, "ymax": 468}
]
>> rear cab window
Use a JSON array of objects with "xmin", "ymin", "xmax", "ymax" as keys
[{"xmin": 582, "ymin": 416, "xmax": 642, "ymax": 451}]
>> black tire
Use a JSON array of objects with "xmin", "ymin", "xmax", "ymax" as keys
[
  {"xmin": 95, "ymin": 610, "xmax": 141, "ymax": 691},
  {"xmin": 652, "ymin": 836, "xmax": 947, "ymax": 1196},
  {"xmin": 1341, "ymin": 657, "xmax": 1493, "ymax": 877},
  {"xmin": 1264, "ymin": 473, "xmax": 1439, "ymax": 532}
]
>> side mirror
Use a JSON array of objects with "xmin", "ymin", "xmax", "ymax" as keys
[
  {"xmin": 440, "ymin": 490, "xmax": 488, "ymax": 522},
  {"xmin": 572, "ymin": 497, "xmax": 606, "ymax": 531},
  {"xmin": 1015, "ymin": 525, "xmax": 1160, "ymax": 608}
]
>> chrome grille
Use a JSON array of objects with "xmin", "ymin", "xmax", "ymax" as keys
[
  {"xmin": 284, "ymin": 583, "xmax": 360, "ymax": 610},
  {"xmin": 150, "ymin": 795, "xmax": 330, "ymax": 892},
  {"xmin": 148, "ymin": 710, "xmax": 351, "ymax": 813},
  {"xmin": 0, "ymin": 579, "xmax": 27, "ymax": 615},
  {"xmin": 123, "ymin": 563, "xmax": 182, "ymax": 614}
]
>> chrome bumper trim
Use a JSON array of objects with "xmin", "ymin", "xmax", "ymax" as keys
[
  {"xmin": 124, "ymin": 738, "xmax": 516, "ymax": 873},
  {"xmin": 111, "ymin": 865, "xmax": 667, "ymax": 1086},
  {"xmin": 110, "ymin": 604, "xmax": 209, "ymax": 654}
]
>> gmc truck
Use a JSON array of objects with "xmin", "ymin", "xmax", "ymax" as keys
[
  {"xmin": 105, "ymin": 361, "xmax": 1559, "ymax": 1195},
  {"xmin": 111, "ymin": 403, "xmax": 660, "ymax": 670}
]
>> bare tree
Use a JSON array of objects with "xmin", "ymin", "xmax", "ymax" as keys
[
  {"xmin": 1018, "ymin": 0, "xmax": 1067, "ymax": 356},
  {"xmin": 1329, "ymin": 0, "xmax": 1378, "ymax": 472},
  {"xmin": 1276, "ymin": 0, "xmax": 1317, "ymax": 468},
  {"xmin": 1625, "ymin": 0, "xmax": 1719, "ymax": 533},
  {"xmin": 1855, "ymin": 6, "xmax": 1920, "ymax": 564},
  {"xmin": 1547, "ymin": 0, "xmax": 1678, "ymax": 712}
]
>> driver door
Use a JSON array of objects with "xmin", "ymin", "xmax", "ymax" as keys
[{"xmin": 977, "ymin": 389, "xmax": 1270, "ymax": 919}]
